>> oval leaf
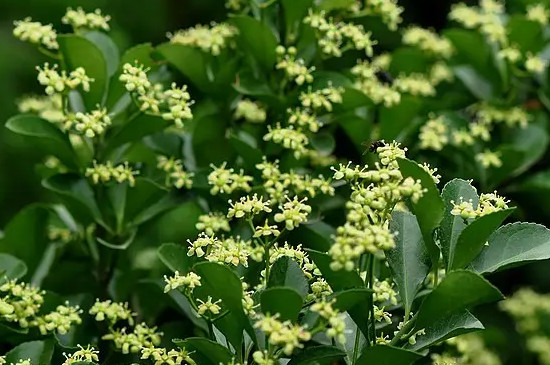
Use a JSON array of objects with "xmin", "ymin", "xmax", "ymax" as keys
[
  {"xmin": 470, "ymin": 222, "xmax": 550, "ymax": 274},
  {"xmin": 261, "ymin": 287, "xmax": 303, "ymax": 322}
]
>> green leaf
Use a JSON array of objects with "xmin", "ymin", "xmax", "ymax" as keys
[
  {"xmin": 415, "ymin": 270, "xmax": 503, "ymax": 329},
  {"xmin": 338, "ymin": 115, "xmax": 373, "ymax": 154},
  {"xmin": 470, "ymin": 223, "xmax": 550, "ymax": 274},
  {"xmin": 397, "ymin": 158, "xmax": 445, "ymax": 266},
  {"xmin": 229, "ymin": 130, "xmax": 263, "ymax": 170},
  {"xmin": 453, "ymin": 65, "xmax": 494, "ymax": 100},
  {"xmin": 390, "ymin": 47, "xmax": 431, "ymax": 74},
  {"xmin": 406, "ymin": 310, "xmax": 484, "ymax": 351},
  {"xmin": 308, "ymin": 250, "xmax": 370, "ymax": 336},
  {"xmin": 287, "ymin": 345, "xmax": 346, "ymax": 365},
  {"xmin": 507, "ymin": 16, "xmax": 543, "ymax": 54},
  {"xmin": 449, "ymin": 208, "xmax": 514, "ymax": 270},
  {"xmin": 231, "ymin": 16, "xmax": 278, "ymax": 71},
  {"xmin": 83, "ymin": 31, "xmax": 120, "ymax": 77},
  {"xmin": 355, "ymin": 345, "xmax": 422, "ymax": 365},
  {"xmin": 440, "ymin": 179, "xmax": 479, "ymax": 269},
  {"xmin": 0, "ymin": 254, "xmax": 27, "ymax": 284},
  {"xmin": 0, "ymin": 205, "xmax": 49, "ymax": 279},
  {"xmin": 310, "ymin": 132, "xmax": 336, "ymax": 155},
  {"xmin": 5, "ymin": 340, "xmax": 55, "ymax": 365},
  {"xmin": 125, "ymin": 178, "xmax": 173, "ymax": 225},
  {"xmin": 307, "ymin": 250, "xmax": 364, "ymax": 290},
  {"xmin": 380, "ymin": 96, "xmax": 422, "ymax": 141},
  {"xmin": 331, "ymin": 288, "xmax": 372, "ymax": 312},
  {"xmin": 156, "ymin": 43, "xmax": 210, "ymax": 91},
  {"xmin": 444, "ymin": 28, "xmax": 491, "ymax": 72},
  {"xmin": 174, "ymin": 337, "xmax": 233, "ymax": 365},
  {"xmin": 318, "ymin": 0, "xmax": 356, "ymax": 12},
  {"xmin": 106, "ymin": 113, "xmax": 170, "ymax": 152},
  {"xmin": 387, "ymin": 211, "xmax": 430, "ymax": 314},
  {"xmin": 6, "ymin": 115, "xmax": 76, "ymax": 168},
  {"xmin": 289, "ymin": 221, "xmax": 335, "ymax": 252},
  {"xmin": 58, "ymin": 34, "xmax": 108, "ymax": 109},
  {"xmin": 281, "ymin": 0, "xmax": 314, "ymax": 38},
  {"xmin": 261, "ymin": 287, "xmax": 303, "ymax": 322},
  {"xmin": 158, "ymin": 243, "xmax": 194, "ymax": 274},
  {"xmin": 42, "ymin": 174, "xmax": 103, "ymax": 225},
  {"xmin": 193, "ymin": 262, "xmax": 256, "ymax": 343},
  {"xmin": 268, "ymin": 256, "xmax": 309, "ymax": 298},
  {"xmin": 489, "ymin": 119, "xmax": 549, "ymax": 187}
]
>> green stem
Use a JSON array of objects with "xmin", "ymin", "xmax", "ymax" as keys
[
  {"xmin": 389, "ymin": 313, "xmax": 418, "ymax": 346},
  {"xmin": 207, "ymin": 320, "xmax": 215, "ymax": 341},
  {"xmin": 367, "ymin": 254, "xmax": 376, "ymax": 346},
  {"xmin": 351, "ymin": 325, "xmax": 361, "ymax": 365}
]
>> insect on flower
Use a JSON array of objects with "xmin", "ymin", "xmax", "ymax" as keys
[{"xmin": 362, "ymin": 140, "xmax": 386, "ymax": 154}]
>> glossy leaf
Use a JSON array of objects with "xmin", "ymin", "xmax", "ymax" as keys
[
  {"xmin": 453, "ymin": 65, "xmax": 494, "ymax": 100},
  {"xmin": 58, "ymin": 34, "xmax": 108, "ymax": 109},
  {"xmin": 231, "ymin": 16, "xmax": 278, "ymax": 71},
  {"xmin": 6, "ymin": 115, "xmax": 76, "ymax": 168},
  {"xmin": 287, "ymin": 345, "xmax": 346, "ymax": 365},
  {"xmin": 5, "ymin": 340, "xmax": 55, "ymax": 365},
  {"xmin": 174, "ymin": 337, "xmax": 233, "ymax": 365},
  {"xmin": 449, "ymin": 208, "xmax": 514, "ymax": 270},
  {"xmin": 268, "ymin": 256, "xmax": 309, "ymax": 298},
  {"xmin": 193, "ymin": 262, "xmax": 256, "ymax": 343},
  {"xmin": 379, "ymin": 96, "xmax": 422, "ymax": 141},
  {"xmin": 156, "ymin": 43, "xmax": 210, "ymax": 91},
  {"xmin": 397, "ymin": 158, "xmax": 445, "ymax": 266},
  {"xmin": 0, "ymin": 254, "xmax": 27, "ymax": 284},
  {"xmin": 440, "ymin": 179, "xmax": 479, "ymax": 269},
  {"xmin": 0, "ymin": 205, "xmax": 49, "ymax": 279},
  {"xmin": 470, "ymin": 223, "xmax": 550, "ymax": 274},
  {"xmin": 42, "ymin": 174, "xmax": 103, "ymax": 224},
  {"xmin": 307, "ymin": 250, "xmax": 364, "ymax": 290},
  {"xmin": 355, "ymin": 345, "xmax": 422, "ymax": 365},
  {"xmin": 407, "ymin": 310, "xmax": 484, "ymax": 351},
  {"xmin": 387, "ymin": 211, "xmax": 430, "ymax": 313},
  {"xmin": 415, "ymin": 270, "xmax": 503, "ymax": 329},
  {"xmin": 261, "ymin": 287, "xmax": 303, "ymax": 322},
  {"xmin": 281, "ymin": 0, "xmax": 314, "ymax": 37},
  {"xmin": 158, "ymin": 243, "xmax": 194, "ymax": 274},
  {"xmin": 84, "ymin": 31, "xmax": 120, "ymax": 77}
]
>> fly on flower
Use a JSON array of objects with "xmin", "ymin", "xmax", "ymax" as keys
[{"xmin": 361, "ymin": 140, "xmax": 386, "ymax": 155}]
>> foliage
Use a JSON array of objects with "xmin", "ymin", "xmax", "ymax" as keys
[{"xmin": 2, "ymin": 1, "xmax": 550, "ymax": 365}]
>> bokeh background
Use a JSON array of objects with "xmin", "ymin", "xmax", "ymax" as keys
[{"xmin": 0, "ymin": 1, "xmax": 547, "ymax": 363}]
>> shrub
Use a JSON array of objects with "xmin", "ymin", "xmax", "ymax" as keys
[{"xmin": 2, "ymin": 1, "xmax": 550, "ymax": 365}]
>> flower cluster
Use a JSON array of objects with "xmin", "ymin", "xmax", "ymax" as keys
[
  {"xmin": 89, "ymin": 299, "xmax": 135, "ymax": 325},
  {"xmin": 0, "ymin": 280, "xmax": 82, "ymax": 336},
  {"xmin": 352, "ymin": 59, "xmax": 401, "ymax": 107},
  {"xmin": 36, "ymin": 63, "xmax": 93, "ymax": 96},
  {"xmin": 62, "ymin": 7, "xmax": 111, "ymax": 31},
  {"xmin": 120, "ymin": 63, "xmax": 195, "ymax": 128},
  {"xmin": 228, "ymin": 194, "xmax": 272, "ymax": 219},
  {"xmin": 85, "ymin": 161, "xmax": 139, "ymax": 187},
  {"xmin": 359, "ymin": 0, "xmax": 404, "ymax": 30},
  {"xmin": 62, "ymin": 345, "xmax": 100, "ymax": 365},
  {"xmin": 402, "ymin": 27, "xmax": 454, "ymax": 58},
  {"xmin": 141, "ymin": 346, "xmax": 195, "ymax": 365},
  {"xmin": 207, "ymin": 162, "xmax": 253, "ymax": 195},
  {"xmin": 254, "ymin": 314, "xmax": 312, "ymax": 355},
  {"xmin": 329, "ymin": 142, "xmax": 425, "ymax": 270},
  {"xmin": 274, "ymin": 197, "xmax": 311, "ymax": 230},
  {"xmin": 163, "ymin": 271, "xmax": 202, "ymax": 293},
  {"xmin": 304, "ymin": 10, "xmax": 375, "ymax": 57},
  {"xmin": 501, "ymin": 289, "xmax": 550, "ymax": 364},
  {"xmin": 195, "ymin": 212, "xmax": 231, "ymax": 236},
  {"xmin": 168, "ymin": 22, "xmax": 238, "ymax": 55},
  {"xmin": 157, "ymin": 156, "xmax": 194, "ymax": 189},
  {"xmin": 394, "ymin": 73, "xmax": 436, "ymax": 97},
  {"xmin": 18, "ymin": 94, "xmax": 64, "ymax": 123},
  {"xmin": 257, "ymin": 158, "xmax": 334, "ymax": 202},
  {"xmin": 299, "ymin": 85, "xmax": 345, "ymax": 112},
  {"xmin": 451, "ymin": 190, "xmax": 509, "ymax": 219},
  {"xmin": 311, "ymin": 299, "xmax": 346, "ymax": 343},
  {"xmin": 451, "ymin": 0, "xmax": 547, "ymax": 74},
  {"xmin": 13, "ymin": 17, "xmax": 58, "ymax": 49},
  {"xmin": 431, "ymin": 334, "xmax": 501, "ymax": 365},
  {"xmin": 63, "ymin": 108, "xmax": 111, "ymax": 138},
  {"xmin": 419, "ymin": 115, "xmax": 449, "ymax": 151},
  {"xmin": 264, "ymin": 124, "xmax": 309, "ymax": 158},
  {"xmin": 235, "ymin": 99, "xmax": 267, "ymax": 123},
  {"xmin": 276, "ymin": 46, "xmax": 315, "ymax": 85}
]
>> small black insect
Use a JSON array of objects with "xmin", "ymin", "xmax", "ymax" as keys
[
  {"xmin": 375, "ymin": 70, "xmax": 394, "ymax": 85},
  {"xmin": 361, "ymin": 140, "xmax": 386, "ymax": 154}
]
